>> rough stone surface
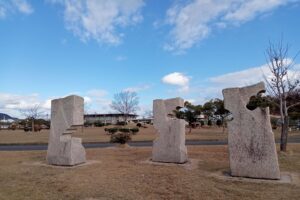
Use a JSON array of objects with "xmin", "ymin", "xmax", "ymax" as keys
[
  {"xmin": 152, "ymin": 98, "xmax": 188, "ymax": 163},
  {"xmin": 47, "ymin": 95, "xmax": 86, "ymax": 166},
  {"xmin": 223, "ymin": 82, "xmax": 280, "ymax": 179}
]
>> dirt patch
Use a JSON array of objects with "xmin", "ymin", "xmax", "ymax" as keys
[
  {"xmin": 140, "ymin": 158, "xmax": 200, "ymax": 170},
  {"xmin": 22, "ymin": 160, "xmax": 102, "ymax": 169},
  {"xmin": 209, "ymin": 170, "xmax": 299, "ymax": 185}
]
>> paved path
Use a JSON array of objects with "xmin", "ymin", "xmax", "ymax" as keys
[{"xmin": 0, "ymin": 137, "xmax": 299, "ymax": 151}]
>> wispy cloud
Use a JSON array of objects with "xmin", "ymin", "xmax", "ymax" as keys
[
  {"xmin": 209, "ymin": 59, "xmax": 300, "ymax": 89},
  {"xmin": 164, "ymin": 0, "xmax": 298, "ymax": 53},
  {"xmin": 0, "ymin": 89, "xmax": 112, "ymax": 117},
  {"xmin": 84, "ymin": 89, "xmax": 112, "ymax": 114},
  {"xmin": 162, "ymin": 72, "xmax": 190, "ymax": 93},
  {"xmin": 0, "ymin": 93, "xmax": 49, "ymax": 118},
  {"xmin": 49, "ymin": 0, "xmax": 145, "ymax": 45},
  {"xmin": 123, "ymin": 84, "xmax": 151, "ymax": 93},
  {"xmin": 0, "ymin": 0, "xmax": 33, "ymax": 19},
  {"xmin": 86, "ymin": 89, "xmax": 108, "ymax": 98},
  {"xmin": 188, "ymin": 60, "xmax": 299, "ymax": 104}
]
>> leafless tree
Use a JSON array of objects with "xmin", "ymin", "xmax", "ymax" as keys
[
  {"xmin": 110, "ymin": 91, "xmax": 139, "ymax": 122},
  {"xmin": 264, "ymin": 39, "xmax": 300, "ymax": 151},
  {"xmin": 143, "ymin": 110, "xmax": 153, "ymax": 119},
  {"xmin": 19, "ymin": 104, "xmax": 44, "ymax": 132}
]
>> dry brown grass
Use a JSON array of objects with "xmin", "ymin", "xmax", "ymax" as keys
[
  {"xmin": 0, "ymin": 125, "xmax": 299, "ymax": 145},
  {"xmin": 0, "ymin": 144, "xmax": 299, "ymax": 200}
]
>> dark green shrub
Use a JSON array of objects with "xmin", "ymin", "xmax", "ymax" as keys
[
  {"xmin": 24, "ymin": 126, "xmax": 31, "ymax": 132},
  {"xmin": 271, "ymin": 117, "xmax": 278, "ymax": 130},
  {"xmin": 216, "ymin": 119, "xmax": 222, "ymax": 127},
  {"xmin": 110, "ymin": 132, "xmax": 131, "ymax": 144},
  {"xmin": 208, "ymin": 120, "xmax": 212, "ymax": 126},
  {"xmin": 119, "ymin": 128, "xmax": 130, "ymax": 133},
  {"xmin": 106, "ymin": 127, "xmax": 118, "ymax": 134},
  {"xmin": 136, "ymin": 123, "xmax": 142, "ymax": 127},
  {"xmin": 94, "ymin": 121, "xmax": 104, "ymax": 127},
  {"xmin": 116, "ymin": 121, "xmax": 127, "ymax": 126},
  {"xmin": 130, "ymin": 128, "xmax": 139, "ymax": 135},
  {"xmin": 246, "ymin": 94, "xmax": 270, "ymax": 110},
  {"xmin": 200, "ymin": 121, "xmax": 204, "ymax": 127},
  {"xmin": 84, "ymin": 121, "xmax": 92, "ymax": 127}
]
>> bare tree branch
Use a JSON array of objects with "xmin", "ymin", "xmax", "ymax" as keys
[
  {"xmin": 110, "ymin": 91, "xmax": 139, "ymax": 121},
  {"xmin": 264, "ymin": 37, "xmax": 299, "ymax": 151},
  {"xmin": 19, "ymin": 104, "xmax": 44, "ymax": 132},
  {"xmin": 287, "ymin": 102, "xmax": 300, "ymax": 111}
]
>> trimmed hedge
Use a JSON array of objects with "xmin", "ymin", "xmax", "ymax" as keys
[
  {"xmin": 105, "ymin": 127, "xmax": 139, "ymax": 135},
  {"xmin": 105, "ymin": 127, "xmax": 140, "ymax": 144},
  {"xmin": 110, "ymin": 132, "xmax": 131, "ymax": 144}
]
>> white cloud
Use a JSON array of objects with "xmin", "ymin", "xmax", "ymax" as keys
[
  {"xmin": 192, "ymin": 59, "xmax": 299, "ymax": 101},
  {"xmin": 84, "ymin": 89, "xmax": 112, "ymax": 114},
  {"xmin": 0, "ymin": 90, "xmax": 113, "ymax": 117},
  {"xmin": 0, "ymin": 93, "xmax": 50, "ymax": 118},
  {"xmin": 224, "ymin": 0, "xmax": 291, "ymax": 23},
  {"xmin": 0, "ymin": 0, "xmax": 33, "ymax": 19},
  {"xmin": 83, "ymin": 96, "xmax": 92, "ymax": 104},
  {"xmin": 0, "ymin": 6, "xmax": 6, "ymax": 18},
  {"xmin": 86, "ymin": 89, "xmax": 107, "ymax": 98},
  {"xmin": 136, "ymin": 104, "xmax": 152, "ymax": 118},
  {"xmin": 209, "ymin": 65, "xmax": 267, "ymax": 88},
  {"xmin": 50, "ymin": 0, "xmax": 144, "ymax": 45},
  {"xmin": 42, "ymin": 99, "xmax": 52, "ymax": 110},
  {"xmin": 162, "ymin": 72, "xmax": 190, "ymax": 92},
  {"xmin": 209, "ymin": 58, "xmax": 299, "ymax": 89},
  {"xmin": 13, "ymin": 0, "xmax": 33, "ymax": 14},
  {"xmin": 123, "ymin": 84, "xmax": 151, "ymax": 93},
  {"xmin": 164, "ymin": 0, "xmax": 298, "ymax": 53}
]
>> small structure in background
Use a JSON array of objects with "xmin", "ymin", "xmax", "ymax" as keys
[
  {"xmin": 223, "ymin": 82, "xmax": 280, "ymax": 179},
  {"xmin": 152, "ymin": 97, "xmax": 188, "ymax": 163},
  {"xmin": 84, "ymin": 113, "xmax": 138, "ymax": 125},
  {"xmin": 47, "ymin": 95, "xmax": 86, "ymax": 166}
]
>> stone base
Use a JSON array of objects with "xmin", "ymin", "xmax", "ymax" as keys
[
  {"xmin": 23, "ymin": 160, "xmax": 101, "ymax": 169},
  {"xmin": 210, "ymin": 170, "xmax": 297, "ymax": 184},
  {"xmin": 141, "ymin": 158, "xmax": 199, "ymax": 170},
  {"xmin": 47, "ymin": 137, "xmax": 86, "ymax": 166}
]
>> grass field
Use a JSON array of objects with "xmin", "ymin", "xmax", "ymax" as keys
[
  {"xmin": 0, "ymin": 144, "xmax": 299, "ymax": 200},
  {"xmin": 0, "ymin": 125, "xmax": 299, "ymax": 145}
]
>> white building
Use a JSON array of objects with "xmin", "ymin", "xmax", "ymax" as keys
[{"xmin": 84, "ymin": 113, "xmax": 138, "ymax": 124}]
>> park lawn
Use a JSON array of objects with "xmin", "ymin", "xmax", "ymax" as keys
[
  {"xmin": 0, "ymin": 125, "xmax": 299, "ymax": 145},
  {"xmin": 0, "ymin": 144, "xmax": 299, "ymax": 200}
]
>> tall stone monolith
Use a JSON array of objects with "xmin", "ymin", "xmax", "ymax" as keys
[
  {"xmin": 47, "ymin": 95, "xmax": 86, "ymax": 166},
  {"xmin": 223, "ymin": 82, "xmax": 280, "ymax": 179},
  {"xmin": 152, "ymin": 98, "xmax": 188, "ymax": 163}
]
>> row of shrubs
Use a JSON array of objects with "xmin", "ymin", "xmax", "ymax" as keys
[
  {"xmin": 104, "ymin": 127, "xmax": 139, "ymax": 135},
  {"xmin": 84, "ymin": 121, "xmax": 112, "ymax": 127},
  {"xmin": 85, "ymin": 121, "xmax": 130, "ymax": 127}
]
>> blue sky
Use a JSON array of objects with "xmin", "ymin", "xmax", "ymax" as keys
[{"xmin": 1, "ymin": 0, "xmax": 300, "ymax": 118}]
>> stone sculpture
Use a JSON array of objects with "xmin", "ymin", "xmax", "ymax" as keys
[
  {"xmin": 152, "ymin": 98, "xmax": 188, "ymax": 163},
  {"xmin": 223, "ymin": 82, "xmax": 280, "ymax": 179},
  {"xmin": 47, "ymin": 95, "xmax": 86, "ymax": 166}
]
